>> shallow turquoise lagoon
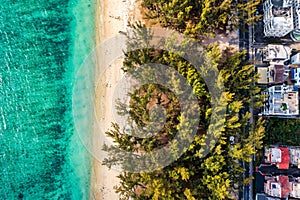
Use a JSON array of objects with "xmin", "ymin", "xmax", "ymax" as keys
[{"xmin": 0, "ymin": 0, "xmax": 95, "ymax": 199}]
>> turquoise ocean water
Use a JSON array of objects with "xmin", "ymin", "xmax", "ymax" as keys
[{"xmin": 0, "ymin": 0, "xmax": 96, "ymax": 199}]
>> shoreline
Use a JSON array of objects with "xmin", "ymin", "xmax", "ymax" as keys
[{"xmin": 91, "ymin": 0, "xmax": 144, "ymax": 199}]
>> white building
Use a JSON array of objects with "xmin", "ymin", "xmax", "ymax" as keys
[
  {"xmin": 262, "ymin": 45, "xmax": 291, "ymax": 61},
  {"xmin": 292, "ymin": 0, "xmax": 300, "ymax": 32},
  {"xmin": 289, "ymin": 146, "xmax": 300, "ymax": 167},
  {"xmin": 290, "ymin": 178, "xmax": 300, "ymax": 198},
  {"xmin": 260, "ymin": 85, "xmax": 299, "ymax": 116},
  {"xmin": 263, "ymin": 0, "xmax": 300, "ymax": 39},
  {"xmin": 264, "ymin": 176, "xmax": 291, "ymax": 198},
  {"xmin": 256, "ymin": 45, "xmax": 291, "ymax": 84},
  {"xmin": 263, "ymin": 0, "xmax": 294, "ymax": 37},
  {"xmin": 290, "ymin": 54, "xmax": 300, "ymax": 86},
  {"xmin": 290, "ymin": 53, "xmax": 300, "ymax": 65}
]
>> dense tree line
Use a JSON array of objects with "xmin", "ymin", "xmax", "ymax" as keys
[
  {"xmin": 102, "ymin": 20, "xmax": 265, "ymax": 199},
  {"xmin": 141, "ymin": 0, "xmax": 261, "ymax": 38},
  {"xmin": 264, "ymin": 118, "xmax": 300, "ymax": 146}
]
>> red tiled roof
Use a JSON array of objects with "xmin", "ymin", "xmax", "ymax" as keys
[
  {"xmin": 273, "ymin": 65, "xmax": 285, "ymax": 84},
  {"xmin": 278, "ymin": 176, "xmax": 290, "ymax": 198},
  {"xmin": 277, "ymin": 147, "xmax": 290, "ymax": 169}
]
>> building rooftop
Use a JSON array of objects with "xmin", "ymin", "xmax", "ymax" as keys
[
  {"xmin": 264, "ymin": 175, "xmax": 290, "ymax": 198},
  {"xmin": 256, "ymin": 64, "xmax": 289, "ymax": 84},
  {"xmin": 290, "ymin": 179, "xmax": 300, "ymax": 198},
  {"xmin": 261, "ymin": 85, "xmax": 299, "ymax": 116},
  {"xmin": 273, "ymin": 64, "xmax": 287, "ymax": 83},
  {"xmin": 265, "ymin": 146, "xmax": 290, "ymax": 169},
  {"xmin": 271, "ymin": 17, "xmax": 293, "ymax": 32},
  {"xmin": 283, "ymin": 91, "xmax": 299, "ymax": 114},
  {"xmin": 257, "ymin": 146, "xmax": 300, "ymax": 198},
  {"xmin": 289, "ymin": 147, "xmax": 300, "ymax": 167},
  {"xmin": 263, "ymin": 45, "xmax": 291, "ymax": 61},
  {"xmin": 263, "ymin": 0, "xmax": 294, "ymax": 37}
]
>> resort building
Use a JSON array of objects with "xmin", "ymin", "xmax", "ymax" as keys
[
  {"xmin": 256, "ymin": 146, "xmax": 300, "ymax": 199},
  {"xmin": 260, "ymin": 85, "xmax": 299, "ymax": 116},
  {"xmin": 264, "ymin": 145, "xmax": 300, "ymax": 168},
  {"xmin": 263, "ymin": 0, "xmax": 294, "ymax": 37},
  {"xmin": 264, "ymin": 146, "xmax": 290, "ymax": 169},
  {"xmin": 289, "ymin": 146, "xmax": 300, "ymax": 168},
  {"xmin": 262, "ymin": 44, "xmax": 291, "ymax": 61},
  {"xmin": 256, "ymin": 175, "xmax": 300, "ymax": 199},
  {"xmin": 290, "ymin": 178, "xmax": 300, "ymax": 198},
  {"xmin": 256, "ymin": 45, "xmax": 292, "ymax": 84},
  {"xmin": 264, "ymin": 175, "xmax": 291, "ymax": 198},
  {"xmin": 291, "ymin": 0, "xmax": 300, "ymax": 40},
  {"xmin": 257, "ymin": 63, "xmax": 290, "ymax": 84}
]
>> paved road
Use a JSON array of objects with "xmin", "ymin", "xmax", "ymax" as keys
[{"xmin": 238, "ymin": 7, "xmax": 255, "ymax": 200}]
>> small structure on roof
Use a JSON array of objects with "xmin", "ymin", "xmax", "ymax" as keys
[{"xmin": 291, "ymin": 53, "xmax": 300, "ymax": 65}]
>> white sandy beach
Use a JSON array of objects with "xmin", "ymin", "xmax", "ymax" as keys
[{"xmin": 91, "ymin": 0, "xmax": 144, "ymax": 199}]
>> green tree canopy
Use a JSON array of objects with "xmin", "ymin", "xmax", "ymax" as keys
[
  {"xmin": 102, "ymin": 24, "xmax": 265, "ymax": 199},
  {"xmin": 141, "ymin": 0, "xmax": 261, "ymax": 38}
]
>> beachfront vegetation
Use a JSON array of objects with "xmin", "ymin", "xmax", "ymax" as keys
[
  {"xmin": 102, "ymin": 21, "xmax": 265, "ymax": 199},
  {"xmin": 141, "ymin": 0, "xmax": 261, "ymax": 38},
  {"xmin": 264, "ymin": 118, "xmax": 300, "ymax": 146}
]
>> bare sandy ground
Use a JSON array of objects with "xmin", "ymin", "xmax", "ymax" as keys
[{"xmin": 91, "ymin": 0, "xmax": 143, "ymax": 199}]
